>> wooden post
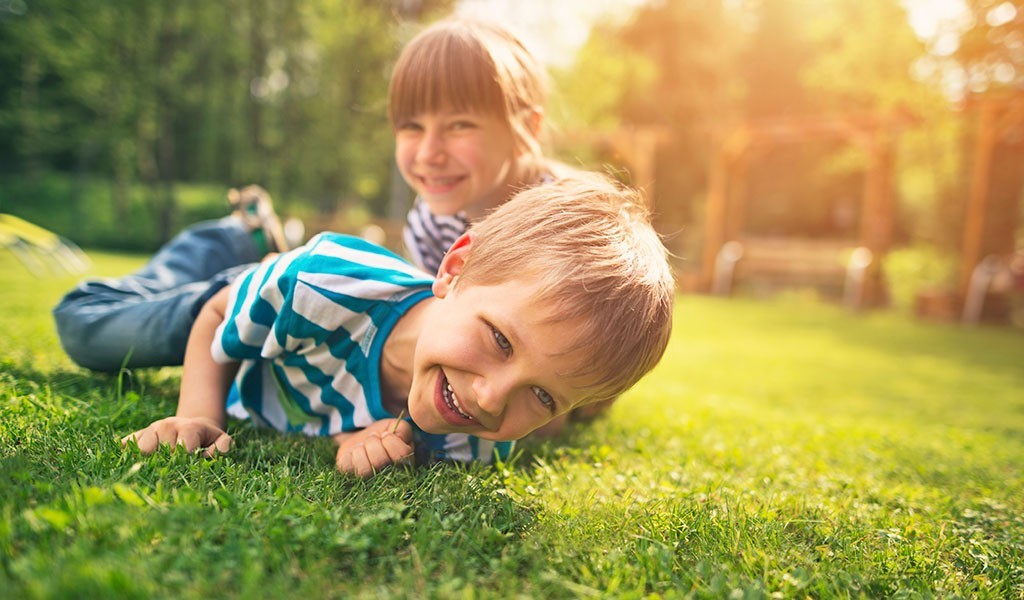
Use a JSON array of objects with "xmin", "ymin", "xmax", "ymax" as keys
[
  {"xmin": 608, "ymin": 126, "xmax": 669, "ymax": 209},
  {"xmin": 857, "ymin": 129, "xmax": 895, "ymax": 306},
  {"xmin": 701, "ymin": 145, "xmax": 732, "ymax": 292},
  {"xmin": 960, "ymin": 101, "xmax": 996, "ymax": 297},
  {"xmin": 725, "ymin": 146, "xmax": 751, "ymax": 244},
  {"xmin": 701, "ymin": 127, "xmax": 753, "ymax": 291}
]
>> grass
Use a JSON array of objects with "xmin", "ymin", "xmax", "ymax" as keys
[{"xmin": 1, "ymin": 250, "xmax": 1023, "ymax": 599}]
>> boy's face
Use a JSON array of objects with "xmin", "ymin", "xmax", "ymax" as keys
[
  {"xmin": 394, "ymin": 110, "xmax": 518, "ymax": 220},
  {"xmin": 407, "ymin": 235, "xmax": 595, "ymax": 441}
]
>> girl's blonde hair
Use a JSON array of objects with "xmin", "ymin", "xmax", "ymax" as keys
[
  {"xmin": 388, "ymin": 18, "xmax": 548, "ymax": 183},
  {"xmin": 458, "ymin": 174, "xmax": 675, "ymax": 406}
]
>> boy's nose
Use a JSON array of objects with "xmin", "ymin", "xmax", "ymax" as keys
[{"xmin": 473, "ymin": 376, "xmax": 510, "ymax": 418}]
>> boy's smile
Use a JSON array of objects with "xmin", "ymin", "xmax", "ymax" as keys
[
  {"xmin": 438, "ymin": 368, "xmax": 475, "ymax": 425},
  {"xmin": 394, "ymin": 110, "xmax": 519, "ymax": 220}
]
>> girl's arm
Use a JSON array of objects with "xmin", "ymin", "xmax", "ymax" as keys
[{"xmin": 122, "ymin": 287, "xmax": 237, "ymax": 457}]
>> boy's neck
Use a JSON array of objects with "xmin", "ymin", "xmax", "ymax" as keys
[{"xmin": 379, "ymin": 297, "xmax": 433, "ymax": 417}]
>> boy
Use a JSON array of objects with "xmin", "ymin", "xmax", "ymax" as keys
[{"xmin": 123, "ymin": 175, "xmax": 675, "ymax": 477}]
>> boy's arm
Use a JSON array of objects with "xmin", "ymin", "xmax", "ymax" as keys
[
  {"xmin": 122, "ymin": 287, "xmax": 237, "ymax": 457},
  {"xmin": 333, "ymin": 419, "xmax": 415, "ymax": 478}
]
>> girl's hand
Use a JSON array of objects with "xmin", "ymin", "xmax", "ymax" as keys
[
  {"xmin": 335, "ymin": 419, "xmax": 415, "ymax": 479},
  {"xmin": 122, "ymin": 416, "xmax": 233, "ymax": 458}
]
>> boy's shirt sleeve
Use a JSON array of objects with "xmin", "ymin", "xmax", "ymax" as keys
[{"xmin": 211, "ymin": 242, "xmax": 303, "ymax": 363}]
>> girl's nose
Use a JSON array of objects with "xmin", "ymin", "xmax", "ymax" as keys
[{"xmin": 416, "ymin": 129, "xmax": 446, "ymax": 164}]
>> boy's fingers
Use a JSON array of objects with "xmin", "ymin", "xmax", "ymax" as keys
[
  {"xmin": 214, "ymin": 432, "xmax": 233, "ymax": 453},
  {"xmin": 176, "ymin": 429, "xmax": 202, "ymax": 453},
  {"xmin": 337, "ymin": 446, "xmax": 371, "ymax": 478},
  {"xmin": 134, "ymin": 429, "xmax": 159, "ymax": 454},
  {"xmin": 336, "ymin": 447, "xmax": 353, "ymax": 472},
  {"xmin": 380, "ymin": 432, "xmax": 414, "ymax": 463},
  {"xmin": 362, "ymin": 438, "xmax": 390, "ymax": 472},
  {"xmin": 391, "ymin": 420, "xmax": 414, "ymax": 442},
  {"xmin": 203, "ymin": 432, "xmax": 233, "ymax": 457},
  {"xmin": 349, "ymin": 447, "xmax": 375, "ymax": 479}
]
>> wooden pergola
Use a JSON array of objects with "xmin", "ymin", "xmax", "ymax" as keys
[{"xmin": 700, "ymin": 111, "xmax": 916, "ymax": 304}]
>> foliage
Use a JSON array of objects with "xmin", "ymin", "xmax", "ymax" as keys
[
  {"xmin": 0, "ymin": 0, "xmax": 453, "ymax": 239},
  {"xmin": 554, "ymin": 1, "xmax": 744, "ymax": 241},
  {"xmin": 0, "ymin": 173, "xmax": 231, "ymax": 252},
  {"xmin": 5, "ymin": 1, "xmax": 1020, "ymax": 257},
  {"xmin": 956, "ymin": 0, "xmax": 1024, "ymax": 95},
  {"xmin": 552, "ymin": 0, "xmax": 1022, "ymax": 266},
  {"xmin": 2, "ymin": 251, "xmax": 1024, "ymax": 597},
  {"xmin": 883, "ymin": 244, "xmax": 960, "ymax": 312}
]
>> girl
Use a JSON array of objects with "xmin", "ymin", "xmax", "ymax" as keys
[{"xmin": 390, "ymin": 18, "xmax": 576, "ymax": 276}]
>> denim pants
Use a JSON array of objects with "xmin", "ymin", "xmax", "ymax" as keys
[{"xmin": 53, "ymin": 217, "xmax": 261, "ymax": 372}]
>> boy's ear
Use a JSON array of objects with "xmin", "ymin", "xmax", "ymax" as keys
[{"xmin": 433, "ymin": 232, "xmax": 475, "ymax": 298}]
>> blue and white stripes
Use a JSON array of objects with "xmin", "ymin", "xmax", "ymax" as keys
[
  {"xmin": 402, "ymin": 198, "xmax": 468, "ymax": 275},
  {"xmin": 212, "ymin": 231, "xmax": 514, "ymax": 464},
  {"xmin": 213, "ymin": 233, "xmax": 433, "ymax": 437}
]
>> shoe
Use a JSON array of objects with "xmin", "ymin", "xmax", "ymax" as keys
[{"xmin": 227, "ymin": 185, "xmax": 289, "ymax": 253}]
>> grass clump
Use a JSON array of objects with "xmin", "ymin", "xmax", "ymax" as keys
[{"xmin": 1, "ymin": 250, "xmax": 1023, "ymax": 598}]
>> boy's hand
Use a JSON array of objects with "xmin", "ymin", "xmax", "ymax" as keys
[
  {"xmin": 335, "ymin": 419, "xmax": 414, "ymax": 479},
  {"xmin": 122, "ymin": 416, "xmax": 233, "ymax": 458}
]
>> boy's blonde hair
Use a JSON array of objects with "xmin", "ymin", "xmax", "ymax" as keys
[
  {"xmin": 388, "ymin": 18, "xmax": 548, "ymax": 181},
  {"xmin": 459, "ymin": 174, "xmax": 675, "ymax": 406}
]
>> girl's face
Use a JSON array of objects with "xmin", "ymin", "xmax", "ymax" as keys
[{"xmin": 394, "ymin": 110, "xmax": 519, "ymax": 220}]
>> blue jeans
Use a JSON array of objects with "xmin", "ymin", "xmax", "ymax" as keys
[{"xmin": 53, "ymin": 217, "xmax": 262, "ymax": 372}]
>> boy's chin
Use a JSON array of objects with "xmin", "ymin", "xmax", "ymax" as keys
[{"xmin": 406, "ymin": 401, "xmax": 447, "ymax": 435}]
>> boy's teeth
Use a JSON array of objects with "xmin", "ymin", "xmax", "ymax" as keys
[{"xmin": 445, "ymin": 382, "xmax": 473, "ymax": 420}]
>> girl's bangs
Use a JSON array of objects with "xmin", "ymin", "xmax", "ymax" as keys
[{"xmin": 389, "ymin": 34, "xmax": 507, "ymax": 125}]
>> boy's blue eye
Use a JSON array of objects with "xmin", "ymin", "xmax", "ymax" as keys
[
  {"xmin": 491, "ymin": 326, "xmax": 511, "ymax": 354},
  {"xmin": 450, "ymin": 120, "xmax": 475, "ymax": 130},
  {"xmin": 532, "ymin": 386, "xmax": 555, "ymax": 410},
  {"xmin": 398, "ymin": 121, "xmax": 423, "ymax": 132}
]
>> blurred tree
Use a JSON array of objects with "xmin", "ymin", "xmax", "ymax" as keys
[
  {"xmin": 0, "ymin": 0, "xmax": 453, "ymax": 245},
  {"xmin": 738, "ymin": 1, "xmax": 851, "ymax": 240},
  {"xmin": 958, "ymin": 0, "xmax": 1024, "ymax": 93},
  {"xmin": 957, "ymin": 0, "xmax": 1023, "ymax": 260},
  {"xmin": 554, "ymin": 0, "xmax": 745, "ymax": 259},
  {"xmin": 799, "ymin": 0, "xmax": 963, "ymax": 249}
]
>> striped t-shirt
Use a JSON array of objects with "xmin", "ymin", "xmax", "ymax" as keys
[
  {"xmin": 402, "ymin": 198, "xmax": 469, "ymax": 275},
  {"xmin": 403, "ymin": 173, "xmax": 556, "ymax": 275},
  {"xmin": 213, "ymin": 232, "xmax": 511, "ymax": 464}
]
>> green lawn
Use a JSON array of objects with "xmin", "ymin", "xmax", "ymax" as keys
[{"xmin": 1, "ymin": 250, "xmax": 1023, "ymax": 598}]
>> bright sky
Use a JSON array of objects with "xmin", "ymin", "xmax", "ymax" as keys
[
  {"xmin": 903, "ymin": 0, "xmax": 972, "ymax": 39},
  {"xmin": 457, "ymin": 0, "xmax": 981, "ymax": 67},
  {"xmin": 455, "ymin": 0, "xmax": 648, "ymax": 67}
]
